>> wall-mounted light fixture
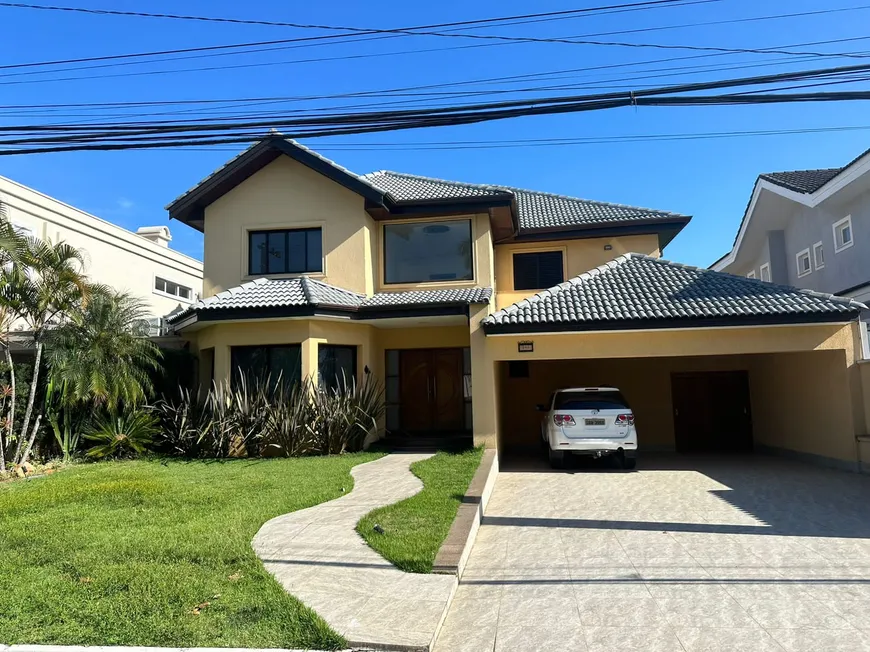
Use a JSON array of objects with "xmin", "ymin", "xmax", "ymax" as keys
[{"xmin": 604, "ymin": 244, "xmax": 613, "ymax": 251}]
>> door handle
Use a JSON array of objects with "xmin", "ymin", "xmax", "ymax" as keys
[
  {"xmin": 433, "ymin": 377, "xmax": 437, "ymax": 401},
  {"xmin": 427, "ymin": 376, "xmax": 431, "ymax": 402}
]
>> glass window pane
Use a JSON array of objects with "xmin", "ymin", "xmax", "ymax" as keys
[
  {"xmin": 155, "ymin": 277, "xmax": 166, "ymax": 292},
  {"xmin": 386, "ymin": 377, "xmax": 400, "ymax": 403},
  {"xmin": 231, "ymin": 346, "xmax": 269, "ymax": 387},
  {"xmin": 386, "ymin": 350, "xmax": 399, "ymax": 376},
  {"xmin": 270, "ymin": 345, "xmax": 302, "ymax": 387},
  {"xmin": 464, "ymin": 402, "xmax": 473, "ymax": 431},
  {"xmin": 306, "ymin": 229, "xmax": 323, "ymax": 272},
  {"xmin": 286, "ymin": 231, "xmax": 306, "ymax": 273},
  {"xmin": 384, "ymin": 220, "xmax": 473, "ymax": 284},
  {"xmin": 386, "ymin": 406, "xmax": 400, "ymax": 431},
  {"xmin": 178, "ymin": 286, "xmax": 191, "ymax": 300},
  {"xmin": 249, "ymin": 233, "xmax": 268, "ymax": 275},
  {"xmin": 318, "ymin": 345, "xmax": 356, "ymax": 389},
  {"xmin": 267, "ymin": 231, "xmax": 287, "ymax": 274},
  {"xmin": 842, "ymin": 224, "xmax": 852, "ymax": 244},
  {"xmin": 462, "ymin": 347, "xmax": 471, "ymax": 375}
]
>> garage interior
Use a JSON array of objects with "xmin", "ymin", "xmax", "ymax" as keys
[{"xmin": 496, "ymin": 350, "xmax": 856, "ymax": 465}]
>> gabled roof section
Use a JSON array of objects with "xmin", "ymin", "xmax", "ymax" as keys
[
  {"xmin": 760, "ymin": 168, "xmax": 842, "ymax": 194},
  {"xmin": 484, "ymin": 253, "xmax": 864, "ymax": 334},
  {"xmin": 167, "ymin": 276, "xmax": 492, "ymax": 328},
  {"xmin": 166, "ymin": 137, "xmax": 387, "ymax": 230},
  {"xmin": 363, "ymin": 170, "xmax": 690, "ymax": 236}
]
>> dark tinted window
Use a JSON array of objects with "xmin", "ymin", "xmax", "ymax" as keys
[
  {"xmin": 318, "ymin": 345, "xmax": 357, "ymax": 390},
  {"xmin": 513, "ymin": 251, "xmax": 564, "ymax": 290},
  {"xmin": 384, "ymin": 220, "xmax": 473, "ymax": 284},
  {"xmin": 554, "ymin": 391, "xmax": 628, "ymax": 410},
  {"xmin": 231, "ymin": 344, "xmax": 302, "ymax": 389},
  {"xmin": 249, "ymin": 228, "xmax": 322, "ymax": 275}
]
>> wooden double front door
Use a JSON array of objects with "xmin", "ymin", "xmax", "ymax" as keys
[{"xmin": 399, "ymin": 348, "xmax": 465, "ymax": 433}]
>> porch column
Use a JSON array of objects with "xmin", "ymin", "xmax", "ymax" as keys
[
  {"xmin": 301, "ymin": 337, "xmax": 326, "ymax": 383},
  {"xmin": 470, "ymin": 305, "xmax": 498, "ymax": 449},
  {"xmin": 213, "ymin": 344, "xmax": 231, "ymax": 386}
]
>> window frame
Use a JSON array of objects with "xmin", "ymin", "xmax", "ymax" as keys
[
  {"xmin": 154, "ymin": 275, "xmax": 194, "ymax": 303},
  {"xmin": 812, "ymin": 241, "xmax": 825, "ymax": 270},
  {"xmin": 381, "ymin": 218, "xmax": 475, "ymax": 287},
  {"xmin": 247, "ymin": 227, "xmax": 323, "ymax": 277},
  {"xmin": 512, "ymin": 250, "xmax": 565, "ymax": 291},
  {"xmin": 746, "ymin": 270, "xmax": 756, "ymax": 279},
  {"xmin": 759, "ymin": 263, "xmax": 771, "ymax": 282},
  {"xmin": 833, "ymin": 216, "xmax": 854, "ymax": 253},
  {"xmin": 796, "ymin": 248, "xmax": 812, "ymax": 278}
]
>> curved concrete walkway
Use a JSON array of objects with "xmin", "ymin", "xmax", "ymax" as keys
[{"xmin": 253, "ymin": 454, "xmax": 456, "ymax": 651}]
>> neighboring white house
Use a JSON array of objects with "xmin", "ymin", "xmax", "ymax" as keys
[
  {"xmin": 0, "ymin": 175, "xmax": 203, "ymax": 332},
  {"xmin": 712, "ymin": 146, "xmax": 870, "ymax": 358}
]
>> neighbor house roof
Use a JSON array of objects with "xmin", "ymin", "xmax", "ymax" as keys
[
  {"xmin": 363, "ymin": 170, "xmax": 687, "ymax": 232},
  {"xmin": 167, "ymin": 276, "xmax": 492, "ymax": 328},
  {"xmin": 483, "ymin": 253, "xmax": 864, "ymax": 334},
  {"xmin": 759, "ymin": 169, "xmax": 843, "ymax": 194},
  {"xmin": 166, "ymin": 137, "xmax": 690, "ymax": 246}
]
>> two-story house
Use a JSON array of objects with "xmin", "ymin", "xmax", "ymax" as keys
[
  {"xmin": 712, "ymin": 147, "xmax": 870, "ymax": 356},
  {"xmin": 167, "ymin": 137, "xmax": 869, "ymax": 471},
  {"xmin": 0, "ymin": 174, "xmax": 203, "ymax": 332}
]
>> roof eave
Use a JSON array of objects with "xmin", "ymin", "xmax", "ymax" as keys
[
  {"xmin": 482, "ymin": 311, "xmax": 860, "ymax": 335},
  {"xmin": 513, "ymin": 216, "xmax": 691, "ymax": 248}
]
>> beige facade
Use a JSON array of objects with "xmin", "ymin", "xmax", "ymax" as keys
[
  {"xmin": 170, "ymin": 140, "xmax": 870, "ymax": 471},
  {"xmin": 0, "ymin": 175, "xmax": 202, "ymax": 323}
]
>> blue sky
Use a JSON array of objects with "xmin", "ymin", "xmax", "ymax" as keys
[{"xmin": 1, "ymin": 0, "xmax": 869, "ymax": 266}]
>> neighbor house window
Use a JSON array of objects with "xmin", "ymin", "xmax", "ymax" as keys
[
  {"xmin": 231, "ymin": 344, "xmax": 302, "ymax": 388},
  {"xmin": 318, "ymin": 344, "xmax": 357, "ymax": 390},
  {"xmin": 746, "ymin": 270, "xmax": 756, "ymax": 279},
  {"xmin": 759, "ymin": 263, "xmax": 771, "ymax": 282},
  {"xmin": 383, "ymin": 220, "xmax": 473, "ymax": 284},
  {"xmin": 796, "ymin": 249, "xmax": 812, "ymax": 278},
  {"xmin": 249, "ymin": 228, "xmax": 322, "ymax": 275},
  {"xmin": 813, "ymin": 242, "xmax": 825, "ymax": 269},
  {"xmin": 833, "ymin": 216, "xmax": 853, "ymax": 253},
  {"xmin": 513, "ymin": 251, "xmax": 564, "ymax": 290},
  {"xmin": 155, "ymin": 276, "xmax": 193, "ymax": 301}
]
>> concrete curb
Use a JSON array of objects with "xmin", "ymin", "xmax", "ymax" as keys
[
  {"xmin": 0, "ymin": 647, "xmax": 334, "ymax": 652},
  {"xmin": 432, "ymin": 449, "xmax": 498, "ymax": 576}
]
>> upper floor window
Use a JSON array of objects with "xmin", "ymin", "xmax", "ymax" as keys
[
  {"xmin": 813, "ymin": 242, "xmax": 825, "ymax": 270},
  {"xmin": 833, "ymin": 216, "xmax": 853, "ymax": 253},
  {"xmin": 759, "ymin": 263, "xmax": 771, "ymax": 282},
  {"xmin": 155, "ymin": 276, "xmax": 192, "ymax": 301},
  {"xmin": 796, "ymin": 248, "xmax": 812, "ymax": 278},
  {"xmin": 249, "ymin": 228, "xmax": 322, "ymax": 276},
  {"xmin": 746, "ymin": 270, "xmax": 756, "ymax": 279},
  {"xmin": 383, "ymin": 219, "xmax": 472, "ymax": 285},
  {"xmin": 513, "ymin": 251, "xmax": 564, "ymax": 290}
]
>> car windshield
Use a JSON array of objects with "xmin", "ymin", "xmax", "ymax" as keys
[{"xmin": 554, "ymin": 391, "xmax": 628, "ymax": 411}]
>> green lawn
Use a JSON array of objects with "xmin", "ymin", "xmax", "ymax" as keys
[
  {"xmin": 0, "ymin": 454, "xmax": 381, "ymax": 649},
  {"xmin": 357, "ymin": 447, "xmax": 483, "ymax": 573}
]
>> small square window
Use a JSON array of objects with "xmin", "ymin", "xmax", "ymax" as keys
[
  {"xmin": 833, "ymin": 216, "xmax": 854, "ymax": 253},
  {"xmin": 796, "ymin": 249, "xmax": 812, "ymax": 278},
  {"xmin": 746, "ymin": 270, "xmax": 756, "ymax": 279},
  {"xmin": 760, "ymin": 263, "xmax": 771, "ymax": 282},
  {"xmin": 813, "ymin": 242, "xmax": 825, "ymax": 270}
]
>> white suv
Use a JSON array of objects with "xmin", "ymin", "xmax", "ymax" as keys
[{"xmin": 539, "ymin": 387, "xmax": 637, "ymax": 470}]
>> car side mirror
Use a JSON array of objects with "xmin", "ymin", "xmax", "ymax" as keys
[{"xmin": 536, "ymin": 404, "xmax": 547, "ymax": 412}]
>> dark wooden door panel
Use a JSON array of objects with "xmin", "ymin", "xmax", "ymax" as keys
[
  {"xmin": 672, "ymin": 371, "xmax": 753, "ymax": 453},
  {"xmin": 400, "ymin": 350, "xmax": 434, "ymax": 432},
  {"xmin": 432, "ymin": 348, "xmax": 464, "ymax": 431}
]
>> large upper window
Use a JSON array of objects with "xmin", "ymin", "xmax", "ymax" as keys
[
  {"xmin": 231, "ymin": 344, "xmax": 301, "ymax": 389},
  {"xmin": 513, "ymin": 251, "xmax": 564, "ymax": 290},
  {"xmin": 249, "ymin": 228, "xmax": 322, "ymax": 276},
  {"xmin": 383, "ymin": 220, "xmax": 473, "ymax": 284}
]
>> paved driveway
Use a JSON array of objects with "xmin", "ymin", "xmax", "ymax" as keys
[{"xmin": 434, "ymin": 455, "xmax": 870, "ymax": 652}]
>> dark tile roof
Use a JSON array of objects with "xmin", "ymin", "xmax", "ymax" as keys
[
  {"xmin": 168, "ymin": 277, "xmax": 492, "ymax": 325},
  {"xmin": 363, "ymin": 171, "xmax": 689, "ymax": 232},
  {"xmin": 759, "ymin": 169, "xmax": 843, "ymax": 194},
  {"xmin": 483, "ymin": 254, "xmax": 864, "ymax": 333}
]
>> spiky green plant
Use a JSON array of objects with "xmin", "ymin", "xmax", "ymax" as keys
[{"xmin": 83, "ymin": 409, "xmax": 159, "ymax": 459}]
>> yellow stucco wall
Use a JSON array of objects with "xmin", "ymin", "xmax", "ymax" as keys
[
  {"xmin": 202, "ymin": 156, "xmax": 376, "ymax": 297},
  {"xmin": 494, "ymin": 234, "xmax": 660, "ymax": 309}
]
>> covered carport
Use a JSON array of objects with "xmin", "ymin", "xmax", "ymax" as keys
[{"xmin": 474, "ymin": 254, "xmax": 868, "ymax": 470}]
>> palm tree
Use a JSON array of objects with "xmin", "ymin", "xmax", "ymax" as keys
[
  {"xmin": 46, "ymin": 289, "xmax": 163, "ymax": 412},
  {"xmin": 6, "ymin": 236, "xmax": 90, "ymax": 466}
]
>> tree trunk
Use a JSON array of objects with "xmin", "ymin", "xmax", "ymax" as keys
[
  {"xmin": 1, "ymin": 343, "xmax": 15, "ymax": 473},
  {"xmin": 14, "ymin": 340, "xmax": 41, "ymax": 465},
  {"xmin": 18, "ymin": 413, "xmax": 42, "ymax": 467}
]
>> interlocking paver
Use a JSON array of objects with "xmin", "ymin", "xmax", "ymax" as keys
[
  {"xmin": 253, "ymin": 453, "xmax": 455, "ymax": 651},
  {"xmin": 433, "ymin": 455, "xmax": 870, "ymax": 652}
]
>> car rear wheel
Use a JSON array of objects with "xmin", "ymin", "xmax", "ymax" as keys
[
  {"xmin": 622, "ymin": 457, "xmax": 637, "ymax": 470},
  {"xmin": 548, "ymin": 448, "xmax": 566, "ymax": 469}
]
